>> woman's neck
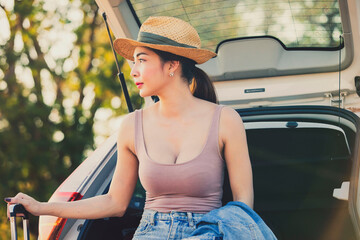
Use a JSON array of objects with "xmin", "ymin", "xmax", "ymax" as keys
[{"xmin": 156, "ymin": 85, "xmax": 197, "ymax": 119}]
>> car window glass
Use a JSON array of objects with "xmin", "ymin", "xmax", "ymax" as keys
[{"xmin": 129, "ymin": 0, "xmax": 343, "ymax": 51}]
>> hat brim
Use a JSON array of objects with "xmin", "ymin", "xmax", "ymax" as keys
[{"xmin": 113, "ymin": 38, "xmax": 216, "ymax": 64}]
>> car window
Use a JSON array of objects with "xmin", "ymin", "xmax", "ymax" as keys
[{"xmin": 128, "ymin": 0, "xmax": 342, "ymax": 51}]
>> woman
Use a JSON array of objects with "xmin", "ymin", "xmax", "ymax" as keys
[{"xmin": 5, "ymin": 16, "xmax": 253, "ymax": 239}]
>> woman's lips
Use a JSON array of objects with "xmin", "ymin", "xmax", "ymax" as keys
[{"xmin": 136, "ymin": 82, "xmax": 143, "ymax": 88}]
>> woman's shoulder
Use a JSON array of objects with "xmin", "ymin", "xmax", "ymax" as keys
[
  {"xmin": 118, "ymin": 111, "xmax": 137, "ymax": 129},
  {"xmin": 191, "ymin": 100, "xmax": 238, "ymax": 120},
  {"xmin": 116, "ymin": 111, "xmax": 137, "ymax": 147},
  {"xmin": 219, "ymin": 105, "xmax": 242, "ymax": 121},
  {"xmin": 219, "ymin": 105, "xmax": 245, "ymax": 137}
]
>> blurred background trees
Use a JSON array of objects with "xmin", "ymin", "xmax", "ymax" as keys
[{"xmin": 0, "ymin": 0, "xmax": 142, "ymax": 237}]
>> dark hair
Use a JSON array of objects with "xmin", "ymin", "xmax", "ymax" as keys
[{"xmin": 149, "ymin": 48, "xmax": 217, "ymax": 103}]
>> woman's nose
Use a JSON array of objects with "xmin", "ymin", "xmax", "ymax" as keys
[{"xmin": 130, "ymin": 65, "xmax": 138, "ymax": 78}]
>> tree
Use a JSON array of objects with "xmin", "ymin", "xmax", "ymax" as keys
[{"xmin": 0, "ymin": 0, "xmax": 142, "ymax": 237}]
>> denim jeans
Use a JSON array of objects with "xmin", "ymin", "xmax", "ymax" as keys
[
  {"xmin": 185, "ymin": 201, "xmax": 277, "ymax": 240},
  {"xmin": 132, "ymin": 209, "xmax": 206, "ymax": 240}
]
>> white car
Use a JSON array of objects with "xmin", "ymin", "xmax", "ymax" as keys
[{"xmin": 38, "ymin": 0, "xmax": 360, "ymax": 239}]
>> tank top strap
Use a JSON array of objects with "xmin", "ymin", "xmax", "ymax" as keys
[
  {"xmin": 134, "ymin": 109, "xmax": 145, "ymax": 157},
  {"xmin": 204, "ymin": 105, "xmax": 224, "ymax": 153}
]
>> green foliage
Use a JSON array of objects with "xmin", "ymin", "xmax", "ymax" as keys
[{"xmin": 0, "ymin": 0, "xmax": 142, "ymax": 236}]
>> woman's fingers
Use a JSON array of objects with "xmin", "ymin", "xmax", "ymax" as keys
[
  {"xmin": 5, "ymin": 194, "xmax": 23, "ymax": 205},
  {"xmin": 4, "ymin": 193, "xmax": 40, "ymax": 217},
  {"xmin": 5, "ymin": 194, "xmax": 26, "ymax": 219}
]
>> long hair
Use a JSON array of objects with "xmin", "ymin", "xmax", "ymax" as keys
[{"xmin": 149, "ymin": 48, "xmax": 217, "ymax": 103}]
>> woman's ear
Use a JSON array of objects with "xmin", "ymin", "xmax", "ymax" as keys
[{"xmin": 168, "ymin": 60, "xmax": 180, "ymax": 73}]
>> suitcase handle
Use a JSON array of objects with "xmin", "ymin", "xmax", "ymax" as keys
[
  {"xmin": 9, "ymin": 204, "xmax": 29, "ymax": 219},
  {"xmin": 9, "ymin": 204, "xmax": 30, "ymax": 240}
]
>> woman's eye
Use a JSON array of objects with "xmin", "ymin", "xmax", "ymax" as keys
[{"xmin": 133, "ymin": 58, "xmax": 145, "ymax": 64}]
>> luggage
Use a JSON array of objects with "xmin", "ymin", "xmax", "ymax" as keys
[{"xmin": 9, "ymin": 204, "xmax": 30, "ymax": 240}]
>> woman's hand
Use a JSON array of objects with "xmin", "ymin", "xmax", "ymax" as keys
[
  {"xmin": 4, "ymin": 192, "xmax": 43, "ymax": 218},
  {"xmin": 3, "ymin": 113, "xmax": 138, "ymax": 220}
]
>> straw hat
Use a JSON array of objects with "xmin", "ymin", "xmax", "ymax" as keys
[{"xmin": 113, "ymin": 16, "xmax": 216, "ymax": 64}]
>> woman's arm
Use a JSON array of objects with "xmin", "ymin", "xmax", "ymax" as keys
[
  {"xmin": 220, "ymin": 107, "xmax": 254, "ymax": 208},
  {"xmin": 5, "ymin": 113, "xmax": 138, "ymax": 219}
]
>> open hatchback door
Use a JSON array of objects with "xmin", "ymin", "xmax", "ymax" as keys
[{"xmin": 38, "ymin": 0, "xmax": 360, "ymax": 239}]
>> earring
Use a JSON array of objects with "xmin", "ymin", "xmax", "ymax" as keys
[{"xmin": 169, "ymin": 72, "xmax": 174, "ymax": 77}]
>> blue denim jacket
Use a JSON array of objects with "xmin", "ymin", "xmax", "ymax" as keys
[{"xmin": 185, "ymin": 201, "xmax": 277, "ymax": 240}]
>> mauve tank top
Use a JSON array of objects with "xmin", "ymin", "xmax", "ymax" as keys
[{"xmin": 134, "ymin": 105, "xmax": 225, "ymax": 213}]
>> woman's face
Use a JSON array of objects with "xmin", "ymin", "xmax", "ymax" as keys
[{"xmin": 131, "ymin": 47, "xmax": 169, "ymax": 98}]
